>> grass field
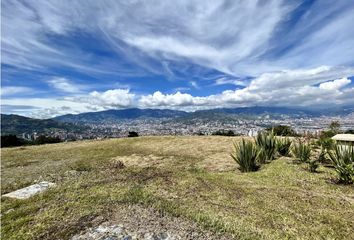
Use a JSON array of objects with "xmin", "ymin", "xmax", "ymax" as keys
[{"xmin": 1, "ymin": 136, "xmax": 354, "ymax": 239}]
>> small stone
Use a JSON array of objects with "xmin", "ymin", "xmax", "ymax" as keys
[
  {"xmin": 102, "ymin": 236, "xmax": 118, "ymax": 240},
  {"xmin": 2, "ymin": 181, "xmax": 55, "ymax": 199}
]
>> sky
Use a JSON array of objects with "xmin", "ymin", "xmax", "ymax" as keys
[{"xmin": 1, "ymin": 0, "xmax": 354, "ymax": 118}]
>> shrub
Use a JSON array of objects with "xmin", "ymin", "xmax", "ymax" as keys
[
  {"xmin": 317, "ymin": 137, "xmax": 334, "ymax": 150},
  {"xmin": 317, "ymin": 147, "xmax": 329, "ymax": 163},
  {"xmin": 292, "ymin": 141, "xmax": 312, "ymax": 163},
  {"xmin": 266, "ymin": 125, "xmax": 297, "ymax": 136},
  {"xmin": 328, "ymin": 145, "xmax": 354, "ymax": 184},
  {"xmin": 0, "ymin": 135, "xmax": 26, "ymax": 148},
  {"xmin": 128, "ymin": 131, "xmax": 139, "ymax": 137},
  {"xmin": 308, "ymin": 160, "xmax": 319, "ymax": 172},
  {"xmin": 276, "ymin": 138, "xmax": 292, "ymax": 156},
  {"xmin": 212, "ymin": 130, "xmax": 236, "ymax": 136},
  {"xmin": 255, "ymin": 131, "xmax": 277, "ymax": 162},
  {"xmin": 35, "ymin": 135, "xmax": 61, "ymax": 145},
  {"xmin": 231, "ymin": 139, "xmax": 259, "ymax": 172}
]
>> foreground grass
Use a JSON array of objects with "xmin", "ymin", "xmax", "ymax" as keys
[{"xmin": 1, "ymin": 136, "xmax": 354, "ymax": 239}]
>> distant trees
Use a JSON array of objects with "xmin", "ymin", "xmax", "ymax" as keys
[
  {"xmin": 1, "ymin": 134, "xmax": 62, "ymax": 148},
  {"xmin": 212, "ymin": 130, "xmax": 237, "ymax": 136},
  {"xmin": 319, "ymin": 121, "xmax": 342, "ymax": 139},
  {"xmin": 266, "ymin": 125, "xmax": 297, "ymax": 136},
  {"xmin": 128, "ymin": 131, "xmax": 139, "ymax": 137},
  {"xmin": 34, "ymin": 135, "xmax": 61, "ymax": 145},
  {"xmin": 1, "ymin": 135, "xmax": 26, "ymax": 148}
]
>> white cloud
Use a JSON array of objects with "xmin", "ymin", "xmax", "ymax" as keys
[
  {"xmin": 47, "ymin": 77, "xmax": 81, "ymax": 93},
  {"xmin": 214, "ymin": 77, "xmax": 248, "ymax": 86},
  {"xmin": 319, "ymin": 78, "xmax": 351, "ymax": 91},
  {"xmin": 88, "ymin": 89, "xmax": 135, "ymax": 108},
  {"xmin": 1, "ymin": 86, "xmax": 33, "ymax": 96},
  {"xmin": 190, "ymin": 81, "xmax": 200, "ymax": 89}
]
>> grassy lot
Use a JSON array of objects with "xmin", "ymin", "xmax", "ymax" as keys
[{"xmin": 1, "ymin": 136, "xmax": 354, "ymax": 239}]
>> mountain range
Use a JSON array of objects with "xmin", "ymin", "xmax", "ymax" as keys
[{"xmin": 1, "ymin": 106, "xmax": 353, "ymax": 135}]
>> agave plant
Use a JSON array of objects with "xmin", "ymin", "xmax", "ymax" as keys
[
  {"xmin": 255, "ymin": 131, "xmax": 277, "ymax": 162},
  {"xmin": 231, "ymin": 139, "xmax": 259, "ymax": 172},
  {"xmin": 328, "ymin": 145, "xmax": 354, "ymax": 184},
  {"xmin": 308, "ymin": 160, "xmax": 319, "ymax": 172},
  {"xmin": 292, "ymin": 141, "xmax": 312, "ymax": 163},
  {"xmin": 276, "ymin": 138, "xmax": 292, "ymax": 156}
]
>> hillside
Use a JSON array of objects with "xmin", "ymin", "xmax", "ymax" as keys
[
  {"xmin": 53, "ymin": 106, "xmax": 354, "ymax": 124},
  {"xmin": 0, "ymin": 114, "xmax": 84, "ymax": 136},
  {"xmin": 53, "ymin": 108, "xmax": 188, "ymax": 123},
  {"xmin": 1, "ymin": 136, "xmax": 353, "ymax": 239}
]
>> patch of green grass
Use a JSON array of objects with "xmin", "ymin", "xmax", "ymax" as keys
[{"xmin": 1, "ymin": 136, "xmax": 354, "ymax": 239}]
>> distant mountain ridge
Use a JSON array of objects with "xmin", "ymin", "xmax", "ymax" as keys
[
  {"xmin": 53, "ymin": 106, "xmax": 354, "ymax": 124},
  {"xmin": 0, "ymin": 114, "xmax": 84, "ymax": 136},
  {"xmin": 2, "ymin": 106, "xmax": 353, "ymax": 135},
  {"xmin": 53, "ymin": 108, "xmax": 188, "ymax": 123}
]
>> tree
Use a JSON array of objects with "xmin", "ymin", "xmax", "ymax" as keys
[
  {"xmin": 1, "ymin": 135, "xmax": 26, "ymax": 148},
  {"xmin": 266, "ymin": 125, "xmax": 297, "ymax": 136},
  {"xmin": 128, "ymin": 131, "xmax": 139, "ymax": 137},
  {"xmin": 329, "ymin": 121, "xmax": 340, "ymax": 134}
]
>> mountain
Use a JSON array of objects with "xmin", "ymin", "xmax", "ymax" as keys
[
  {"xmin": 53, "ymin": 106, "xmax": 332, "ymax": 124},
  {"xmin": 0, "ymin": 114, "xmax": 84, "ymax": 136},
  {"xmin": 53, "ymin": 108, "xmax": 188, "ymax": 123}
]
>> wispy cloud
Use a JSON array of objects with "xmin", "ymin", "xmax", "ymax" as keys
[
  {"xmin": 47, "ymin": 77, "xmax": 82, "ymax": 93},
  {"xmin": 1, "ymin": 86, "xmax": 33, "ymax": 96}
]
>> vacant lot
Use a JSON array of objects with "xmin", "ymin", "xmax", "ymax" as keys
[{"xmin": 1, "ymin": 136, "xmax": 354, "ymax": 239}]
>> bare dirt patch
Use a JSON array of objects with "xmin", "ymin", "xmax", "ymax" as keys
[{"xmin": 72, "ymin": 205, "xmax": 232, "ymax": 240}]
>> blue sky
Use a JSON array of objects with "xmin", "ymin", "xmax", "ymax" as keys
[{"xmin": 1, "ymin": 0, "xmax": 354, "ymax": 118}]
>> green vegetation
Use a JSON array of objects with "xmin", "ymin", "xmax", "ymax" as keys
[
  {"xmin": 276, "ymin": 138, "xmax": 292, "ymax": 156},
  {"xmin": 1, "ymin": 135, "xmax": 62, "ymax": 148},
  {"xmin": 231, "ymin": 139, "xmax": 259, "ymax": 172},
  {"xmin": 292, "ymin": 141, "xmax": 312, "ymax": 163},
  {"xmin": 1, "ymin": 136, "xmax": 354, "ymax": 239},
  {"xmin": 128, "ymin": 131, "xmax": 139, "ymax": 137},
  {"xmin": 266, "ymin": 125, "xmax": 297, "ymax": 136},
  {"xmin": 212, "ymin": 129, "xmax": 237, "ymax": 136},
  {"xmin": 308, "ymin": 160, "xmax": 319, "ymax": 173},
  {"xmin": 255, "ymin": 131, "xmax": 277, "ymax": 163},
  {"xmin": 328, "ymin": 145, "xmax": 354, "ymax": 184}
]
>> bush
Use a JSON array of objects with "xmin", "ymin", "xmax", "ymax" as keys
[
  {"xmin": 276, "ymin": 138, "xmax": 292, "ymax": 156},
  {"xmin": 0, "ymin": 135, "xmax": 26, "ymax": 148},
  {"xmin": 292, "ymin": 141, "xmax": 312, "ymax": 163},
  {"xmin": 128, "ymin": 131, "xmax": 139, "ymax": 137},
  {"xmin": 255, "ymin": 131, "xmax": 277, "ymax": 162},
  {"xmin": 231, "ymin": 139, "xmax": 259, "ymax": 172},
  {"xmin": 212, "ymin": 130, "xmax": 236, "ymax": 136},
  {"xmin": 317, "ymin": 137, "xmax": 334, "ymax": 150},
  {"xmin": 308, "ymin": 160, "xmax": 319, "ymax": 172},
  {"xmin": 267, "ymin": 125, "xmax": 297, "ymax": 136},
  {"xmin": 328, "ymin": 145, "xmax": 354, "ymax": 184},
  {"xmin": 34, "ymin": 135, "xmax": 61, "ymax": 145},
  {"xmin": 317, "ymin": 147, "xmax": 329, "ymax": 163}
]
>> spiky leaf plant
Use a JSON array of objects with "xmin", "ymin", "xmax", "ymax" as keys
[
  {"xmin": 276, "ymin": 138, "xmax": 292, "ymax": 156},
  {"xmin": 328, "ymin": 145, "xmax": 354, "ymax": 184},
  {"xmin": 292, "ymin": 141, "xmax": 312, "ymax": 163},
  {"xmin": 255, "ymin": 131, "xmax": 277, "ymax": 161},
  {"xmin": 308, "ymin": 160, "xmax": 319, "ymax": 172},
  {"xmin": 231, "ymin": 139, "xmax": 259, "ymax": 172}
]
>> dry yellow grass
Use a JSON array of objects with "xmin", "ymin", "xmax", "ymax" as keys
[{"xmin": 1, "ymin": 136, "xmax": 354, "ymax": 239}]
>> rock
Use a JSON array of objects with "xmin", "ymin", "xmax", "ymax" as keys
[{"xmin": 2, "ymin": 181, "xmax": 55, "ymax": 199}]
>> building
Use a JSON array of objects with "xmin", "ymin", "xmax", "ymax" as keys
[{"xmin": 332, "ymin": 134, "xmax": 354, "ymax": 148}]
